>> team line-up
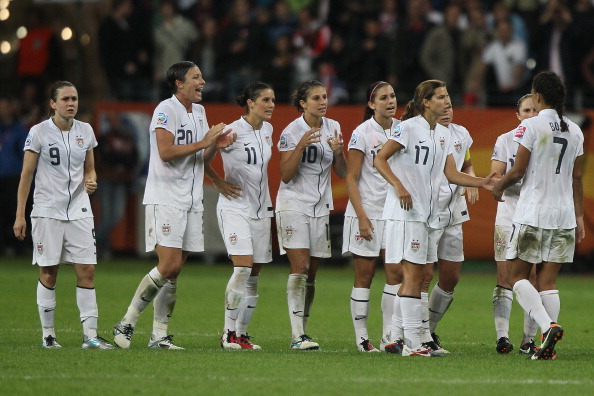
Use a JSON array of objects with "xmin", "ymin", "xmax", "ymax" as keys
[{"xmin": 13, "ymin": 61, "xmax": 584, "ymax": 359}]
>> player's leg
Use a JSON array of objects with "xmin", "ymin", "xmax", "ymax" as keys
[
  {"xmin": 493, "ymin": 225, "xmax": 513, "ymax": 353},
  {"xmin": 351, "ymin": 254, "xmax": 379, "ymax": 352},
  {"xmin": 519, "ymin": 265, "xmax": 539, "ymax": 354},
  {"xmin": 38, "ymin": 265, "xmax": 60, "ymax": 348}
]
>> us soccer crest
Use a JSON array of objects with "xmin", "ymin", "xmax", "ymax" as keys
[
  {"xmin": 285, "ymin": 226, "xmax": 295, "ymax": 241},
  {"xmin": 355, "ymin": 233, "xmax": 364, "ymax": 245},
  {"xmin": 454, "ymin": 141, "xmax": 462, "ymax": 154},
  {"xmin": 162, "ymin": 224, "xmax": 171, "ymax": 236},
  {"xmin": 36, "ymin": 243, "xmax": 44, "ymax": 255},
  {"xmin": 198, "ymin": 117, "xmax": 203, "ymax": 128},
  {"xmin": 411, "ymin": 239, "xmax": 420, "ymax": 253},
  {"xmin": 229, "ymin": 233, "xmax": 237, "ymax": 245},
  {"xmin": 76, "ymin": 136, "xmax": 84, "ymax": 148},
  {"xmin": 439, "ymin": 137, "xmax": 445, "ymax": 150},
  {"xmin": 265, "ymin": 134, "xmax": 272, "ymax": 146}
]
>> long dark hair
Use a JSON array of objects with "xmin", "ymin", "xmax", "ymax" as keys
[
  {"xmin": 236, "ymin": 81, "xmax": 274, "ymax": 111},
  {"xmin": 49, "ymin": 81, "xmax": 76, "ymax": 116},
  {"xmin": 401, "ymin": 80, "xmax": 446, "ymax": 121},
  {"xmin": 166, "ymin": 61, "xmax": 197, "ymax": 95},
  {"xmin": 363, "ymin": 81, "xmax": 390, "ymax": 121},
  {"xmin": 532, "ymin": 71, "xmax": 568, "ymax": 132},
  {"xmin": 291, "ymin": 80, "xmax": 325, "ymax": 112}
]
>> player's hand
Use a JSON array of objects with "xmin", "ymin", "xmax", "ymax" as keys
[
  {"xmin": 358, "ymin": 216, "xmax": 374, "ymax": 241},
  {"xmin": 13, "ymin": 217, "xmax": 26, "ymax": 241},
  {"xmin": 576, "ymin": 216, "xmax": 585, "ymax": 244},
  {"xmin": 85, "ymin": 179, "xmax": 97, "ymax": 194},
  {"xmin": 214, "ymin": 179, "xmax": 242, "ymax": 200},
  {"xmin": 328, "ymin": 129, "xmax": 343, "ymax": 155},
  {"xmin": 492, "ymin": 178, "xmax": 505, "ymax": 202},
  {"xmin": 395, "ymin": 183, "xmax": 412, "ymax": 211},
  {"xmin": 202, "ymin": 123, "xmax": 227, "ymax": 148},
  {"xmin": 215, "ymin": 127, "xmax": 236, "ymax": 149},
  {"xmin": 465, "ymin": 187, "xmax": 479, "ymax": 204},
  {"xmin": 482, "ymin": 172, "xmax": 498, "ymax": 192},
  {"xmin": 297, "ymin": 127, "xmax": 321, "ymax": 150}
]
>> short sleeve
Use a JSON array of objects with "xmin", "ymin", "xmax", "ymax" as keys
[
  {"xmin": 513, "ymin": 122, "xmax": 534, "ymax": 152},
  {"xmin": 151, "ymin": 103, "xmax": 176, "ymax": 135},
  {"xmin": 492, "ymin": 134, "xmax": 507, "ymax": 162},
  {"xmin": 24, "ymin": 128, "xmax": 41, "ymax": 153},
  {"xmin": 348, "ymin": 127, "xmax": 367, "ymax": 153},
  {"xmin": 278, "ymin": 127, "xmax": 299, "ymax": 152},
  {"xmin": 389, "ymin": 123, "xmax": 408, "ymax": 148}
]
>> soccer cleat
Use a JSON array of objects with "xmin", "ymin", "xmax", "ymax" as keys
[
  {"xmin": 519, "ymin": 340, "xmax": 539, "ymax": 355},
  {"xmin": 82, "ymin": 335, "xmax": 115, "ymax": 350},
  {"xmin": 379, "ymin": 337, "xmax": 389, "ymax": 352},
  {"xmin": 422, "ymin": 340, "xmax": 449, "ymax": 356},
  {"xmin": 496, "ymin": 337, "xmax": 513, "ymax": 354},
  {"xmin": 357, "ymin": 338, "xmax": 380, "ymax": 352},
  {"xmin": 148, "ymin": 334, "xmax": 185, "ymax": 349},
  {"xmin": 113, "ymin": 322, "xmax": 134, "ymax": 349},
  {"xmin": 221, "ymin": 330, "xmax": 241, "ymax": 350},
  {"xmin": 42, "ymin": 335, "xmax": 62, "ymax": 349},
  {"xmin": 531, "ymin": 323, "xmax": 563, "ymax": 360},
  {"xmin": 384, "ymin": 339, "xmax": 404, "ymax": 354},
  {"xmin": 401, "ymin": 345, "xmax": 432, "ymax": 357},
  {"xmin": 237, "ymin": 334, "xmax": 261, "ymax": 350},
  {"xmin": 290, "ymin": 334, "xmax": 319, "ymax": 350}
]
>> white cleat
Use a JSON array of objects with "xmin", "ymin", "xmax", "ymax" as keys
[
  {"xmin": 42, "ymin": 335, "xmax": 62, "ymax": 349},
  {"xmin": 113, "ymin": 321, "xmax": 134, "ymax": 349},
  {"xmin": 82, "ymin": 336, "xmax": 115, "ymax": 350},
  {"xmin": 148, "ymin": 335, "xmax": 185, "ymax": 349}
]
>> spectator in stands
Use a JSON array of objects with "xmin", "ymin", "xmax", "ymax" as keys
[
  {"xmin": 154, "ymin": 0, "xmax": 198, "ymax": 100},
  {"xmin": 0, "ymin": 96, "xmax": 29, "ymax": 256},
  {"xmin": 461, "ymin": 4, "xmax": 489, "ymax": 106},
  {"xmin": 188, "ymin": 17, "xmax": 223, "ymax": 101},
  {"xmin": 291, "ymin": 7, "xmax": 331, "ymax": 86},
  {"xmin": 264, "ymin": 34, "xmax": 294, "ymax": 103},
  {"xmin": 269, "ymin": 0, "xmax": 297, "ymax": 45},
  {"xmin": 486, "ymin": 0, "xmax": 529, "ymax": 42}
]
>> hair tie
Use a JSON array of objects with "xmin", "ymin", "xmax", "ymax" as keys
[{"xmin": 369, "ymin": 81, "xmax": 386, "ymax": 102}]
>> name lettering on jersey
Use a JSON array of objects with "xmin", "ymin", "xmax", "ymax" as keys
[
  {"xmin": 279, "ymin": 135, "xmax": 288, "ymax": 149},
  {"xmin": 392, "ymin": 125, "xmax": 401, "ymax": 138},
  {"xmin": 348, "ymin": 132, "xmax": 358, "ymax": 147},
  {"xmin": 454, "ymin": 141, "xmax": 462, "ymax": 154},
  {"xmin": 76, "ymin": 136, "xmax": 84, "ymax": 148},
  {"xmin": 515, "ymin": 125, "xmax": 526, "ymax": 139},
  {"xmin": 411, "ymin": 239, "xmax": 420, "ymax": 253},
  {"xmin": 162, "ymin": 223, "xmax": 171, "ymax": 236},
  {"xmin": 25, "ymin": 133, "xmax": 32, "ymax": 149},
  {"xmin": 156, "ymin": 112, "xmax": 168, "ymax": 126}
]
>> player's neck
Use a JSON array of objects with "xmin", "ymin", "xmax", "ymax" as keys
[
  {"xmin": 244, "ymin": 114, "xmax": 263, "ymax": 130},
  {"xmin": 52, "ymin": 115, "xmax": 74, "ymax": 131},
  {"xmin": 303, "ymin": 113, "xmax": 321, "ymax": 128},
  {"xmin": 174, "ymin": 94, "xmax": 192, "ymax": 113},
  {"xmin": 374, "ymin": 115, "xmax": 391, "ymax": 130}
]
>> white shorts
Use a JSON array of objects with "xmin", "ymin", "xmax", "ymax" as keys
[
  {"xmin": 276, "ymin": 211, "xmax": 331, "ymax": 258},
  {"xmin": 217, "ymin": 210, "xmax": 272, "ymax": 263},
  {"xmin": 494, "ymin": 224, "xmax": 511, "ymax": 262},
  {"xmin": 342, "ymin": 216, "xmax": 386, "ymax": 257},
  {"xmin": 384, "ymin": 220, "xmax": 440, "ymax": 265},
  {"xmin": 506, "ymin": 223, "xmax": 575, "ymax": 264},
  {"xmin": 145, "ymin": 204, "xmax": 204, "ymax": 252},
  {"xmin": 31, "ymin": 217, "xmax": 96, "ymax": 266},
  {"xmin": 436, "ymin": 223, "xmax": 464, "ymax": 262}
]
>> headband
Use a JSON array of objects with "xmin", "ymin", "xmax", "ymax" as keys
[{"xmin": 369, "ymin": 81, "xmax": 387, "ymax": 102}]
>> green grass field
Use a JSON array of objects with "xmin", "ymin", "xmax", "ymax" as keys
[{"xmin": 1, "ymin": 257, "xmax": 592, "ymax": 396}]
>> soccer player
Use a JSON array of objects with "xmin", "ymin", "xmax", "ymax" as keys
[
  {"xmin": 276, "ymin": 80, "xmax": 346, "ymax": 350},
  {"xmin": 422, "ymin": 106, "xmax": 478, "ymax": 354},
  {"xmin": 491, "ymin": 94, "xmax": 538, "ymax": 355},
  {"xmin": 342, "ymin": 81, "xmax": 401, "ymax": 353},
  {"xmin": 207, "ymin": 82, "xmax": 276, "ymax": 350},
  {"xmin": 493, "ymin": 71, "xmax": 584, "ymax": 360},
  {"xmin": 13, "ymin": 81, "xmax": 114, "ymax": 349},
  {"xmin": 113, "ymin": 61, "xmax": 235, "ymax": 349},
  {"xmin": 374, "ymin": 80, "xmax": 495, "ymax": 356}
]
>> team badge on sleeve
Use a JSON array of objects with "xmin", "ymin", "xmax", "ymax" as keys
[
  {"xmin": 156, "ymin": 112, "xmax": 168, "ymax": 126},
  {"xmin": 24, "ymin": 133, "xmax": 32, "ymax": 149},
  {"xmin": 515, "ymin": 125, "xmax": 526, "ymax": 139},
  {"xmin": 392, "ymin": 125, "xmax": 402, "ymax": 138},
  {"xmin": 279, "ymin": 135, "xmax": 288, "ymax": 149},
  {"xmin": 348, "ymin": 132, "xmax": 358, "ymax": 147},
  {"xmin": 492, "ymin": 146, "xmax": 498, "ymax": 158}
]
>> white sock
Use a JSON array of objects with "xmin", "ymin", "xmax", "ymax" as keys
[
  {"xmin": 37, "ymin": 280, "xmax": 56, "ymax": 339},
  {"xmin": 237, "ymin": 275, "xmax": 260, "ymax": 336},
  {"xmin": 76, "ymin": 286, "xmax": 98, "ymax": 339},
  {"xmin": 351, "ymin": 287, "xmax": 371, "ymax": 344},
  {"xmin": 420, "ymin": 292, "xmax": 432, "ymax": 343},
  {"xmin": 428, "ymin": 283, "xmax": 454, "ymax": 333},
  {"xmin": 513, "ymin": 279, "xmax": 552, "ymax": 332},
  {"xmin": 303, "ymin": 281, "xmax": 316, "ymax": 331},
  {"xmin": 390, "ymin": 285, "xmax": 404, "ymax": 341},
  {"xmin": 400, "ymin": 296, "xmax": 422, "ymax": 349},
  {"xmin": 124, "ymin": 267, "xmax": 167, "ymax": 326},
  {"xmin": 223, "ymin": 266, "xmax": 251, "ymax": 333},
  {"xmin": 287, "ymin": 273, "xmax": 307, "ymax": 339},
  {"xmin": 153, "ymin": 280, "xmax": 177, "ymax": 339},
  {"xmin": 381, "ymin": 284, "xmax": 399, "ymax": 342},
  {"xmin": 522, "ymin": 310, "xmax": 539, "ymax": 344},
  {"xmin": 539, "ymin": 289, "xmax": 560, "ymax": 323},
  {"xmin": 493, "ymin": 285, "xmax": 513, "ymax": 339}
]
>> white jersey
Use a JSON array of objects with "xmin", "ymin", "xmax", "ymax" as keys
[
  {"xmin": 24, "ymin": 118, "xmax": 97, "ymax": 220},
  {"xmin": 436, "ymin": 122, "xmax": 472, "ymax": 226},
  {"xmin": 143, "ymin": 95, "xmax": 208, "ymax": 211},
  {"xmin": 492, "ymin": 130, "xmax": 521, "ymax": 226},
  {"xmin": 345, "ymin": 117, "xmax": 400, "ymax": 219},
  {"xmin": 513, "ymin": 109, "xmax": 584, "ymax": 229},
  {"xmin": 382, "ymin": 115, "xmax": 453, "ymax": 228},
  {"xmin": 276, "ymin": 115, "xmax": 340, "ymax": 217},
  {"xmin": 217, "ymin": 116, "xmax": 273, "ymax": 219}
]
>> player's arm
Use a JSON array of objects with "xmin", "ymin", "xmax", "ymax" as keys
[
  {"xmin": 573, "ymin": 154, "xmax": 585, "ymax": 243},
  {"xmin": 444, "ymin": 154, "xmax": 496, "ymax": 190},
  {"xmin": 329, "ymin": 129, "xmax": 346, "ymax": 178},
  {"xmin": 204, "ymin": 155, "xmax": 242, "ymax": 200},
  {"xmin": 156, "ymin": 123, "xmax": 231, "ymax": 162},
  {"xmin": 493, "ymin": 145, "xmax": 530, "ymax": 201},
  {"xmin": 13, "ymin": 150, "xmax": 39, "ymax": 240},
  {"xmin": 374, "ymin": 139, "xmax": 412, "ymax": 210},
  {"xmin": 279, "ymin": 127, "xmax": 321, "ymax": 183},
  {"xmin": 84, "ymin": 149, "xmax": 97, "ymax": 194},
  {"xmin": 346, "ymin": 149, "xmax": 373, "ymax": 240},
  {"xmin": 461, "ymin": 151, "xmax": 478, "ymax": 204}
]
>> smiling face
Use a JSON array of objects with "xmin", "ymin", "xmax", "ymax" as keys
[
  {"xmin": 300, "ymin": 86, "xmax": 328, "ymax": 118},
  {"xmin": 50, "ymin": 86, "xmax": 78, "ymax": 121},
  {"xmin": 248, "ymin": 88, "xmax": 276, "ymax": 122},
  {"xmin": 177, "ymin": 66, "xmax": 205, "ymax": 104},
  {"xmin": 370, "ymin": 85, "xmax": 397, "ymax": 121}
]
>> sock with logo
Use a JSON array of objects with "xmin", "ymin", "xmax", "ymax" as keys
[
  {"xmin": 428, "ymin": 283, "xmax": 454, "ymax": 333},
  {"xmin": 37, "ymin": 280, "xmax": 56, "ymax": 339},
  {"xmin": 513, "ymin": 279, "xmax": 553, "ymax": 332},
  {"xmin": 381, "ymin": 283, "xmax": 400, "ymax": 343},
  {"xmin": 493, "ymin": 285, "xmax": 513, "ymax": 339},
  {"xmin": 124, "ymin": 267, "xmax": 168, "ymax": 327},
  {"xmin": 287, "ymin": 273, "xmax": 307, "ymax": 339},
  {"xmin": 77, "ymin": 286, "xmax": 98, "ymax": 339},
  {"xmin": 236, "ymin": 275, "xmax": 259, "ymax": 336},
  {"xmin": 351, "ymin": 287, "xmax": 371, "ymax": 345},
  {"xmin": 223, "ymin": 266, "xmax": 251, "ymax": 333},
  {"xmin": 153, "ymin": 280, "xmax": 177, "ymax": 339},
  {"xmin": 400, "ymin": 295, "xmax": 423, "ymax": 349}
]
